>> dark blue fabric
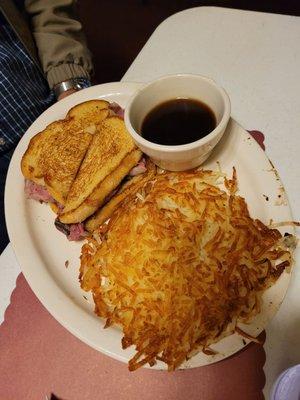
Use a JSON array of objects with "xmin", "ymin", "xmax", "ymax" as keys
[
  {"xmin": 0, "ymin": 17, "xmax": 90, "ymax": 250},
  {"xmin": 0, "ymin": 22, "xmax": 90, "ymax": 157},
  {"xmin": 0, "ymin": 24, "xmax": 55, "ymax": 155}
]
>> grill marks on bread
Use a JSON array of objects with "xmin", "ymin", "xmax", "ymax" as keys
[
  {"xmin": 59, "ymin": 117, "xmax": 142, "ymax": 223},
  {"xmin": 21, "ymin": 100, "xmax": 109, "ymax": 205}
]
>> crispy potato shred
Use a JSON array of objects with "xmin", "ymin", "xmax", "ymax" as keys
[{"xmin": 80, "ymin": 168, "xmax": 293, "ymax": 371}]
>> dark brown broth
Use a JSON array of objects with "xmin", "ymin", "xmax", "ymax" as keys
[{"xmin": 141, "ymin": 98, "xmax": 216, "ymax": 146}]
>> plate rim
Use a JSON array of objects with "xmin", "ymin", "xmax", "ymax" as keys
[{"xmin": 5, "ymin": 81, "xmax": 295, "ymax": 370}]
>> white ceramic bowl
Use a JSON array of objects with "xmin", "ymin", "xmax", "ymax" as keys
[{"xmin": 124, "ymin": 74, "xmax": 231, "ymax": 171}]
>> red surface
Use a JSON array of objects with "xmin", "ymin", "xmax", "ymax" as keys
[
  {"xmin": 248, "ymin": 130, "xmax": 265, "ymax": 150},
  {"xmin": 0, "ymin": 274, "xmax": 265, "ymax": 400}
]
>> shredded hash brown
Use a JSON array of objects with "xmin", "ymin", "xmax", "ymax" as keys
[{"xmin": 80, "ymin": 168, "xmax": 293, "ymax": 371}]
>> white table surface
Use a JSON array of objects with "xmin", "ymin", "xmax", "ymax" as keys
[{"xmin": 1, "ymin": 6, "xmax": 299, "ymax": 399}]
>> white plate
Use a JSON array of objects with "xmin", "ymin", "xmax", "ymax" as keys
[{"xmin": 5, "ymin": 82, "xmax": 294, "ymax": 369}]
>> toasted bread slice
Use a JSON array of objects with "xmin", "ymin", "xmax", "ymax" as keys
[
  {"xmin": 49, "ymin": 202, "xmax": 59, "ymax": 214},
  {"xmin": 59, "ymin": 148, "xmax": 142, "ymax": 223},
  {"xmin": 21, "ymin": 100, "xmax": 109, "ymax": 182},
  {"xmin": 21, "ymin": 100, "xmax": 109, "ymax": 204},
  {"xmin": 21, "ymin": 120, "xmax": 65, "ymax": 185},
  {"xmin": 59, "ymin": 117, "xmax": 142, "ymax": 223},
  {"xmin": 66, "ymin": 99, "xmax": 110, "ymax": 131},
  {"xmin": 85, "ymin": 159, "xmax": 157, "ymax": 232},
  {"xmin": 42, "ymin": 129, "xmax": 93, "ymax": 204}
]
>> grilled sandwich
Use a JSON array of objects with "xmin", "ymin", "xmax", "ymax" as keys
[
  {"xmin": 22, "ymin": 100, "xmax": 144, "ymax": 239},
  {"xmin": 21, "ymin": 100, "xmax": 109, "ymax": 205},
  {"xmin": 85, "ymin": 158, "xmax": 156, "ymax": 232},
  {"xmin": 58, "ymin": 116, "xmax": 142, "ymax": 224}
]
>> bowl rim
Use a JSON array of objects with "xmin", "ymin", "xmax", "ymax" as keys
[{"xmin": 124, "ymin": 73, "xmax": 231, "ymax": 153}]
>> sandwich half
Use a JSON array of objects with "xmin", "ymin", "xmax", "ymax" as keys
[
  {"xmin": 59, "ymin": 116, "xmax": 142, "ymax": 224},
  {"xmin": 22, "ymin": 100, "xmax": 145, "ymax": 240},
  {"xmin": 85, "ymin": 158, "xmax": 156, "ymax": 232},
  {"xmin": 21, "ymin": 100, "xmax": 109, "ymax": 205}
]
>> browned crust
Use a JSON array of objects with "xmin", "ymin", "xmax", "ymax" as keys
[
  {"xmin": 20, "ymin": 100, "xmax": 110, "ymax": 203},
  {"xmin": 61, "ymin": 117, "xmax": 137, "ymax": 213},
  {"xmin": 85, "ymin": 159, "xmax": 156, "ymax": 232},
  {"xmin": 59, "ymin": 148, "xmax": 142, "ymax": 223}
]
